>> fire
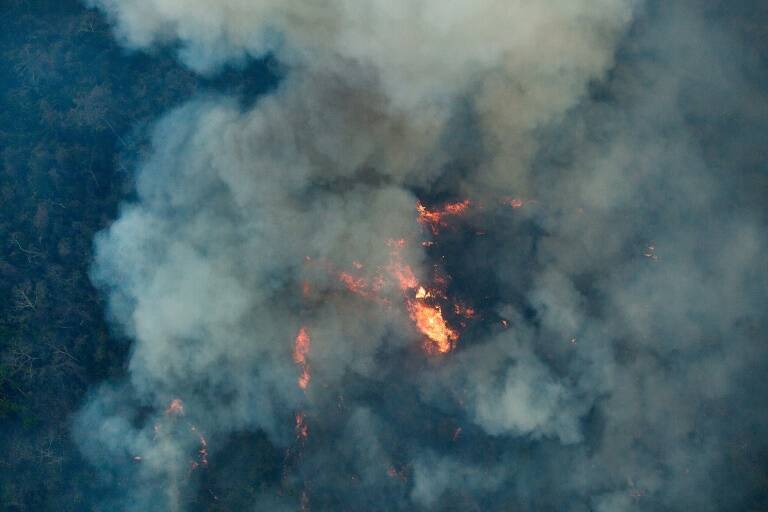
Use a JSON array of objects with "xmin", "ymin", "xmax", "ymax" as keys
[
  {"xmin": 407, "ymin": 300, "xmax": 457, "ymax": 354},
  {"xmin": 389, "ymin": 262, "xmax": 419, "ymax": 290},
  {"xmin": 339, "ymin": 272, "xmax": 368, "ymax": 295},
  {"xmin": 417, "ymin": 199, "xmax": 471, "ymax": 235},
  {"xmin": 149, "ymin": 401, "xmax": 212, "ymax": 474},
  {"xmin": 190, "ymin": 432, "xmax": 209, "ymax": 471},
  {"xmin": 454, "ymin": 303, "xmax": 476, "ymax": 319},
  {"xmin": 197, "ymin": 433, "xmax": 209, "ymax": 467},
  {"xmin": 386, "ymin": 238, "xmax": 419, "ymax": 290},
  {"xmin": 387, "ymin": 240, "xmax": 459, "ymax": 353},
  {"xmin": 387, "ymin": 465, "xmax": 407, "ymax": 482},
  {"xmin": 504, "ymin": 197, "xmax": 525, "ymax": 209},
  {"xmin": 165, "ymin": 398, "xmax": 184, "ymax": 416},
  {"xmin": 293, "ymin": 327, "xmax": 311, "ymax": 390},
  {"xmin": 312, "ymin": 203, "xmax": 479, "ymax": 355},
  {"xmin": 295, "ymin": 412, "xmax": 309, "ymax": 441}
]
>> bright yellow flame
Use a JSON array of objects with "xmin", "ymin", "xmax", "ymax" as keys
[{"xmin": 407, "ymin": 300, "xmax": 457, "ymax": 354}]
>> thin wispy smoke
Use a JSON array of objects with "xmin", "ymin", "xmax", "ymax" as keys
[{"xmin": 78, "ymin": 0, "xmax": 768, "ymax": 510}]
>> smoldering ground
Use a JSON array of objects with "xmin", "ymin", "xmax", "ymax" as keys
[{"xmin": 75, "ymin": 0, "xmax": 768, "ymax": 510}]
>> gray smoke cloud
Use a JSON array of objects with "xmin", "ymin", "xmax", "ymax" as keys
[{"xmin": 77, "ymin": 0, "xmax": 768, "ymax": 510}]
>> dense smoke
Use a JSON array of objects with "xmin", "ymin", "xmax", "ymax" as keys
[{"xmin": 77, "ymin": 0, "xmax": 768, "ymax": 510}]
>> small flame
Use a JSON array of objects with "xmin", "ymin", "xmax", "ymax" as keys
[
  {"xmin": 387, "ymin": 465, "xmax": 407, "ymax": 482},
  {"xmin": 165, "ymin": 398, "xmax": 184, "ymax": 416},
  {"xmin": 504, "ymin": 198, "xmax": 525, "ymax": 209},
  {"xmin": 293, "ymin": 328, "xmax": 311, "ymax": 391},
  {"xmin": 454, "ymin": 304, "xmax": 476, "ymax": 318},
  {"xmin": 295, "ymin": 412, "xmax": 309, "ymax": 441},
  {"xmin": 198, "ymin": 433, "xmax": 209, "ymax": 467}
]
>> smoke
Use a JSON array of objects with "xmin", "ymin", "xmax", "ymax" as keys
[{"xmin": 77, "ymin": 0, "xmax": 768, "ymax": 510}]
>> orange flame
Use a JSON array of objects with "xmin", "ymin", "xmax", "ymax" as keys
[
  {"xmin": 416, "ymin": 199, "xmax": 471, "ymax": 235},
  {"xmin": 293, "ymin": 327, "xmax": 311, "ymax": 391},
  {"xmin": 324, "ymin": 206, "xmax": 478, "ymax": 355},
  {"xmin": 387, "ymin": 238, "xmax": 460, "ymax": 353},
  {"xmin": 407, "ymin": 300, "xmax": 457, "ymax": 354}
]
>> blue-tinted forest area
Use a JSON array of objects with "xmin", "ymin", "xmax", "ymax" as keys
[{"xmin": 0, "ymin": 1, "xmax": 276, "ymax": 509}]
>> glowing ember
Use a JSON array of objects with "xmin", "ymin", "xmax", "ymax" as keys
[
  {"xmin": 295, "ymin": 412, "xmax": 309, "ymax": 441},
  {"xmin": 387, "ymin": 465, "xmax": 407, "ymax": 482},
  {"xmin": 165, "ymin": 398, "xmax": 184, "ymax": 416},
  {"xmin": 454, "ymin": 304, "xmax": 476, "ymax": 318},
  {"xmin": 293, "ymin": 327, "xmax": 311, "ymax": 391},
  {"xmin": 504, "ymin": 197, "xmax": 526, "ymax": 209},
  {"xmin": 197, "ymin": 434, "xmax": 209, "ymax": 467},
  {"xmin": 190, "ymin": 432, "xmax": 209, "ymax": 471}
]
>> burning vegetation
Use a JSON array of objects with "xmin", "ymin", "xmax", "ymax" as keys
[{"xmin": 293, "ymin": 327, "xmax": 311, "ymax": 391}]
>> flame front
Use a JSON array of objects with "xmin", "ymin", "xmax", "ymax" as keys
[
  {"xmin": 416, "ymin": 199, "xmax": 471, "ymax": 235},
  {"xmin": 388, "ymin": 240, "xmax": 459, "ymax": 354},
  {"xmin": 307, "ymin": 202, "xmax": 479, "ymax": 355}
]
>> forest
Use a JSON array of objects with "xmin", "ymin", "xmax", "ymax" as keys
[
  {"xmin": 0, "ymin": 1, "xmax": 276, "ymax": 509},
  {"xmin": 1, "ymin": 0, "xmax": 768, "ymax": 511}
]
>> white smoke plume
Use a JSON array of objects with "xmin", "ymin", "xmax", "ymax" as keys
[{"xmin": 77, "ymin": 0, "xmax": 768, "ymax": 510}]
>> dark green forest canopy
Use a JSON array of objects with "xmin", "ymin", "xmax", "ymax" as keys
[{"xmin": 0, "ymin": 1, "xmax": 276, "ymax": 509}]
